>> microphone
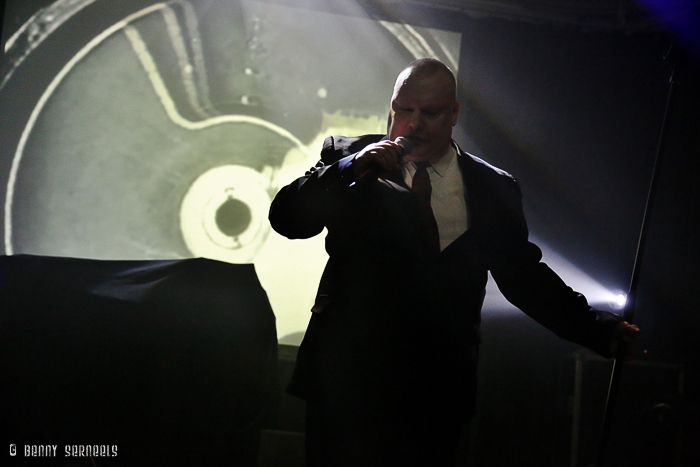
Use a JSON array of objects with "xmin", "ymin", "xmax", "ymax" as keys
[
  {"xmin": 357, "ymin": 136, "xmax": 413, "ymax": 182},
  {"xmin": 394, "ymin": 136, "xmax": 413, "ymax": 156}
]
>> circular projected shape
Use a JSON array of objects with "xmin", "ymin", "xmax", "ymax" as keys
[
  {"xmin": 216, "ymin": 199, "xmax": 251, "ymax": 237},
  {"xmin": 3, "ymin": 6, "xmax": 306, "ymax": 261},
  {"xmin": 181, "ymin": 165, "xmax": 271, "ymax": 264},
  {"xmin": 1, "ymin": 0, "xmax": 461, "ymax": 344}
]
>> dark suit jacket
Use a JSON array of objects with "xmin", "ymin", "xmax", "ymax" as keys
[{"xmin": 269, "ymin": 134, "xmax": 620, "ymax": 420}]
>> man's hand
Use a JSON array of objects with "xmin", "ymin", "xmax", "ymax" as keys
[
  {"xmin": 610, "ymin": 320, "xmax": 641, "ymax": 361},
  {"xmin": 352, "ymin": 140, "xmax": 404, "ymax": 180}
]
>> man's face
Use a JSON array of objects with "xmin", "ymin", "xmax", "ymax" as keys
[{"xmin": 387, "ymin": 69, "xmax": 459, "ymax": 163}]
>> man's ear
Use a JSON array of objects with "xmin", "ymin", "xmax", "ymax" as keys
[{"xmin": 451, "ymin": 102, "xmax": 460, "ymax": 126}]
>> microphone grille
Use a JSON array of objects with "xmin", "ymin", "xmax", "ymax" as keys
[{"xmin": 395, "ymin": 136, "xmax": 413, "ymax": 155}]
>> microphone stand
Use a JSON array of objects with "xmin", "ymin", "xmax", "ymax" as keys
[{"xmin": 594, "ymin": 45, "xmax": 679, "ymax": 467}]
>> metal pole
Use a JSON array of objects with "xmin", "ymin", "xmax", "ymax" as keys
[
  {"xmin": 571, "ymin": 351, "xmax": 583, "ymax": 467},
  {"xmin": 595, "ymin": 47, "xmax": 678, "ymax": 467}
]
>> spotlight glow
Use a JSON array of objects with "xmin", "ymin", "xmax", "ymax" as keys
[
  {"xmin": 483, "ymin": 237, "xmax": 628, "ymax": 315},
  {"xmin": 609, "ymin": 292, "xmax": 628, "ymax": 310}
]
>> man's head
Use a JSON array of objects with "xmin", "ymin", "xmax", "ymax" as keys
[{"xmin": 387, "ymin": 58, "xmax": 459, "ymax": 163}]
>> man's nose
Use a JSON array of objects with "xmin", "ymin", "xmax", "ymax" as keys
[{"xmin": 407, "ymin": 111, "xmax": 423, "ymax": 132}]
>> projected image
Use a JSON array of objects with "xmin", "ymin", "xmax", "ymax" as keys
[{"xmin": 0, "ymin": 0, "xmax": 461, "ymax": 343}]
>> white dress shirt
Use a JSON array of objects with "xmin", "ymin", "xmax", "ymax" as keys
[{"xmin": 401, "ymin": 144, "xmax": 469, "ymax": 251}]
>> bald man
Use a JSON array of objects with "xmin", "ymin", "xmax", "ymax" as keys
[{"xmin": 269, "ymin": 58, "xmax": 639, "ymax": 466}]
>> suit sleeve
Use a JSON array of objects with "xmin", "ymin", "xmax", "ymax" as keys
[
  {"xmin": 487, "ymin": 176, "xmax": 621, "ymax": 358},
  {"xmin": 269, "ymin": 136, "xmax": 357, "ymax": 239}
]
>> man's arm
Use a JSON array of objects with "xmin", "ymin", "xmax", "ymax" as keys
[
  {"xmin": 269, "ymin": 136, "xmax": 359, "ymax": 239},
  {"xmin": 484, "ymin": 175, "xmax": 638, "ymax": 358},
  {"xmin": 269, "ymin": 158, "xmax": 350, "ymax": 239},
  {"xmin": 269, "ymin": 134, "xmax": 400, "ymax": 239},
  {"xmin": 491, "ymin": 243, "xmax": 623, "ymax": 358}
]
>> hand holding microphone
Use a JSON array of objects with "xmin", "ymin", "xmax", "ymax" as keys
[{"xmin": 352, "ymin": 137, "xmax": 413, "ymax": 182}]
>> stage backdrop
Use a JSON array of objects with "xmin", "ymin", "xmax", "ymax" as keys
[{"xmin": 0, "ymin": 0, "xmax": 461, "ymax": 344}]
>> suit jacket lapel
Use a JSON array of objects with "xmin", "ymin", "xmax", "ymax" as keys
[
  {"xmin": 383, "ymin": 169, "xmax": 409, "ymax": 189},
  {"xmin": 455, "ymin": 142, "xmax": 482, "ymax": 227},
  {"xmin": 438, "ymin": 143, "xmax": 483, "ymax": 255}
]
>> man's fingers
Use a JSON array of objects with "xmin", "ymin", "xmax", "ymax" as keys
[
  {"xmin": 353, "ymin": 141, "xmax": 402, "ymax": 177},
  {"xmin": 617, "ymin": 321, "xmax": 641, "ymax": 342},
  {"xmin": 614, "ymin": 321, "xmax": 641, "ymax": 361}
]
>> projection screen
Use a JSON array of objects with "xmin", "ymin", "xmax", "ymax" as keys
[{"xmin": 0, "ymin": 0, "xmax": 462, "ymax": 344}]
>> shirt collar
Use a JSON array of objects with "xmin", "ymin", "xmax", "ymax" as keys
[
  {"xmin": 402, "ymin": 144, "xmax": 455, "ymax": 176},
  {"xmin": 430, "ymin": 144, "xmax": 456, "ymax": 177}
]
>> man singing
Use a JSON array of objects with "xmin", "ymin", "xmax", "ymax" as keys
[{"xmin": 269, "ymin": 58, "xmax": 639, "ymax": 466}]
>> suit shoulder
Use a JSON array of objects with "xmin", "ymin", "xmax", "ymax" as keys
[
  {"xmin": 320, "ymin": 134, "xmax": 385, "ymax": 163},
  {"xmin": 457, "ymin": 148, "xmax": 524, "ymax": 210},
  {"xmin": 464, "ymin": 152, "xmax": 515, "ymax": 181},
  {"xmin": 461, "ymin": 151, "xmax": 516, "ymax": 182}
]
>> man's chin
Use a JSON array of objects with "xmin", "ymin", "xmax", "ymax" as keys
[
  {"xmin": 403, "ymin": 139, "xmax": 425, "ymax": 155},
  {"xmin": 404, "ymin": 151, "xmax": 431, "ymax": 163},
  {"xmin": 405, "ymin": 141, "xmax": 452, "ymax": 163}
]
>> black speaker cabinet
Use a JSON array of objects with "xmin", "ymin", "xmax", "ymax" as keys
[{"xmin": 557, "ymin": 350, "xmax": 684, "ymax": 467}]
